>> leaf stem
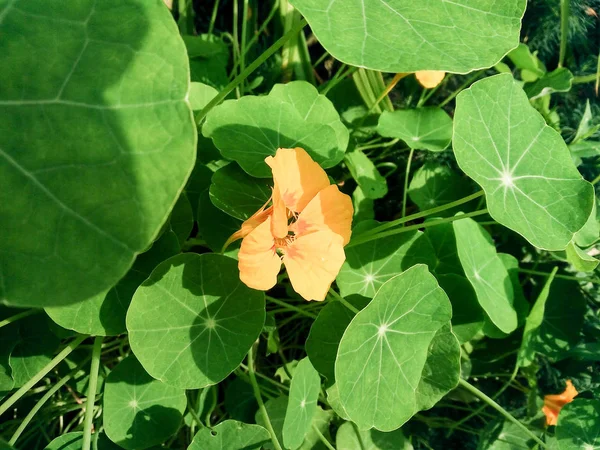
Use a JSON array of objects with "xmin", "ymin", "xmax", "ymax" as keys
[
  {"xmin": 266, "ymin": 296, "xmax": 318, "ymax": 319},
  {"xmin": 439, "ymin": 70, "xmax": 484, "ymax": 108},
  {"xmin": 347, "ymin": 209, "xmax": 488, "ymax": 248},
  {"xmin": 312, "ymin": 424, "xmax": 336, "ymax": 450},
  {"xmin": 572, "ymin": 73, "xmax": 598, "ymax": 84},
  {"xmin": 518, "ymin": 268, "xmax": 600, "ymax": 284},
  {"xmin": 0, "ymin": 335, "xmax": 86, "ymax": 418},
  {"xmin": 458, "ymin": 379, "xmax": 546, "ymax": 448},
  {"xmin": 402, "ymin": 148, "xmax": 415, "ymax": 220},
  {"xmin": 196, "ymin": 18, "xmax": 308, "ymax": 124},
  {"xmin": 0, "ymin": 309, "xmax": 40, "ymax": 329},
  {"xmin": 82, "ymin": 336, "xmax": 103, "ymax": 450},
  {"xmin": 591, "ymin": 172, "xmax": 600, "ymax": 185},
  {"xmin": 247, "ymin": 346, "xmax": 283, "ymax": 450},
  {"xmin": 207, "ymin": 0, "xmax": 220, "ymax": 35},
  {"xmin": 328, "ymin": 289, "xmax": 359, "ymax": 314},
  {"xmin": 558, "ymin": 0, "xmax": 570, "ymax": 68}
]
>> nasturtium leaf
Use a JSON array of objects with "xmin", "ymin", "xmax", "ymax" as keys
[
  {"xmin": 426, "ymin": 222, "xmax": 463, "ymax": 276},
  {"xmin": 453, "ymin": 217, "xmax": 517, "ymax": 334},
  {"xmin": 188, "ymin": 420, "xmax": 269, "ymax": 450},
  {"xmin": 453, "ymin": 73, "xmax": 594, "ymax": 251},
  {"xmin": 345, "ymin": 150, "xmax": 388, "ymax": 199},
  {"xmin": 170, "ymin": 192, "xmax": 194, "ymax": 247},
  {"xmin": 408, "ymin": 163, "xmax": 474, "ymax": 213},
  {"xmin": 306, "ymin": 297, "xmax": 367, "ymax": 381},
  {"xmin": 202, "ymin": 81, "xmax": 348, "ymax": 177},
  {"xmin": 44, "ymin": 433, "xmax": 83, "ymax": 450},
  {"xmin": 283, "ymin": 358, "xmax": 321, "ymax": 449},
  {"xmin": 556, "ymin": 399, "xmax": 600, "ymax": 450},
  {"xmin": 46, "ymin": 230, "xmax": 180, "ymax": 336},
  {"xmin": 437, "ymin": 274, "xmax": 484, "ymax": 344},
  {"xmin": 196, "ymin": 190, "xmax": 241, "ymax": 252},
  {"xmin": 338, "ymin": 222, "xmax": 436, "ymax": 298},
  {"xmin": 518, "ymin": 268, "xmax": 557, "ymax": 367},
  {"xmin": 523, "ymin": 68, "xmax": 573, "ymax": 100},
  {"xmin": 187, "ymin": 34, "xmax": 229, "ymax": 90},
  {"xmin": 497, "ymin": 253, "xmax": 529, "ymax": 324},
  {"xmin": 574, "ymin": 201, "xmax": 599, "ymax": 248},
  {"xmin": 188, "ymin": 82, "xmax": 218, "ymax": 112},
  {"xmin": 103, "ymin": 355, "xmax": 186, "ymax": 450},
  {"xmin": 0, "ymin": 309, "xmax": 20, "ymax": 394},
  {"xmin": 335, "ymin": 421, "xmax": 412, "ymax": 450},
  {"xmin": 478, "ymin": 420, "xmax": 536, "ymax": 450},
  {"xmin": 0, "ymin": 0, "xmax": 196, "ymax": 307},
  {"xmin": 224, "ymin": 378, "xmax": 259, "ymax": 423},
  {"xmin": 378, "ymin": 108, "xmax": 453, "ymax": 152},
  {"xmin": 186, "ymin": 162, "xmax": 213, "ymax": 220},
  {"xmin": 289, "ymin": 0, "xmax": 525, "ymax": 73},
  {"xmin": 507, "ymin": 43, "xmax": 546, "ymax": 81},
  {"xmin": 127, "ymin": 253, "xmax": 265, "ymax": 389},
  {"xmin": 565, "ymin": 241, "xmax": 599, "ymax": 272},
  {"xmin": 0, "ymin": 440, "xmax": 14, "ymax": 450},
  {"xmin": 335, "ymin": 265, "xmax": 453, "ymax": 431},
  {"xmin": 352, "ymin": 186, "xmax": 376, "ymax": 223},
  {"xmin": 209, "ymin": 163, "xmax": 272, "ymax": 220},
  {"xmin": 536, "ymin": 279, "xmax": 586, "ymax": 359}
]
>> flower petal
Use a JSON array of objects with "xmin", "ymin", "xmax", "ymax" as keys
[
  {"xmin": 270, "ymin": 180, "xmax": 289, "ymax": 239},
  {"xmin": 265, "ymin": 147, "xmax": 330, "ymax": 213},
  {"xmin": 294, "ymin": 184, "xmax": 353, "ymax": 245},
  {"xmin": 238, "ymin": 217, "xmax": 282, "ymax": 291},
  {"xmin": 283, "ymin": 230, "xmax": 345, "ymax": 301},
  {"xmin": 415, "ymin": 70, "xmax": 445, "ymax": 88},
  {"xmin": 542, "ymin": 380, "xmax": 578, "ymax": 426}
]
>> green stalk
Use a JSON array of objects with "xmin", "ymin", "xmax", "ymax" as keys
[
  {"xmin": 572, "ymin": 73, "xmax": 598, "ymax": 84},
  {"xmin": 558, "ymin": 0, "xmax": 570, "ymax": 68},
  {"xmin": 240, "ymin": 0, "xmax": 250, "ymax": 93},
  {"xmin": 348, "ymin": 209, "xmax": 488, "ymax": 248},
  {"xmin": 518, "ymin": 268, "xmax": 600, "ymax": 284},
  {"xmin": 248, "ymin": 346, "xmax": 283, "ymax": 450},
  {"xmin": 458, "ymin": 379, "xmax": 546, "ymax": 448},
  {"xmin": 401, "ymin": 148, "xmax": 415, "ymax": 220},
  {"xmin": 266, "ymin": 296, "xmax": 318, "ymax": 319},
  {"xmin": 8, "ymin": 356, "xmax": 92, "ymax": 446},
  {"xmin": 82, "ymin": 336, "xmax": 103, "ymax": 450},
  {"xmin": 0, "ymin": 309, "xmax": 39, "ymax": 329},
  {"xmin": 208, "ymin": 0, "xmax": 221, "ymax": 35},
  {"xmin": 0, "ymin": 335, "xmax": 86, "ymax": 418},
  {"xmin": 196, "ymin": 18, "xmax": 307, "ymax": 124},
  {"xmin": 312, "ymin": 424, "xmax": 335, "ymax": 450},
  {"xmin": 352, "ymin": 191, "xmax": 484, "ymax": 241},
  {"xmin": 439, "ymin": 71, "xmax": 483, "ymax": 108},
  {"xmin": 328, "ymin": 289, "xmax": 359, "ymax": 314}
]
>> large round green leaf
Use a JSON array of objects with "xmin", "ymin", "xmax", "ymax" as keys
[
  {"xmin": 103, "ymin": 355, "xmax": 186, "ymax": 450},
  {"xmin": 289, "ymin": 0, "xmax": 525, "ymax": 73},
  {"xmin": 0, "ymin": 0, "xmax": 196, "ymax": 307},
  {"xmin": 453, "ymin": 74, "xmax": 594, "ymax": 251},
  {"xmin": 188, "ymin": 420, "xmax": 269, "ymax": 450},
  {"xmin": 378, "ymin": 108, "xmax": 453, "ymax": 152},
  {"xmin": 127, "ymin": 253, "xmax": 265, "ymax": 389},
  {"xmin": 556, "ymin": 399, "xmax": 600, "ymax": 450},
  {"xmin": 44, "ymin": 432, "xmax": 120, "ymax": 450},
  {"xmin": 335, "ymin": 422, "xmax": 412, "ymax": 450},
  {"xmin": 202, "ymin": 81, "xmax": 348, "ymax": 177},
  {"xmin": 335, "ymin": 264, "xmax": 453, "ymax": 431}
]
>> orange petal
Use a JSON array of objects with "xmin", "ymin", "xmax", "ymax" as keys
[
  {"xmin": 265, "ymin": 148, "xmax": 330, "ymax": 213},
  {"xmin": 294, "ymin": 185, "xmax": 353, "ymax": 245},
  {"xmin": 270, "ymin": 180, "xmax": 289, "ymax": 239},
  {"xmin": 283, "ymin": 230, "xmax": 345, "ymax": 301},
  {"xmin": 223, "ymin": 199, "xmax": 273, "ymax": 251},
  {"xmin": 542, "ymin": 380, "xmax": 578, "ymax": 426},
  {"xmin": 238, "ymin": 217, "xmax": 282, "ymax": 291},
  {"xmin": 415, "ymin": 71, "xmax": 445, "ymax": 88}
]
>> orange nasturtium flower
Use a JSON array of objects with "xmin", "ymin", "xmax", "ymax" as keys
[
  {"xmin": 542, "ymin": 380, "xmax": 578, "ymax": 426},
  {"xmin": 226, "ymin": 147, "xmax": 353, "ymax": 301},
  {"xmin": 415, "ymin": 70, "xmax": 446, "ymax": 89}
]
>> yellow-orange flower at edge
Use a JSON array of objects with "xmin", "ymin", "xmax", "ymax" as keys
[{"xmin": 542, "ymin": 380, "xmax": 578, "ymax": 426}]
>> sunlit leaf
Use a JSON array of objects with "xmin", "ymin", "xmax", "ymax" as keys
[
  {"xmin": 556, "ymin": 399, "xmax": 600, "ymax": 450},
  {"xmin": 289, "ymin": 0, "xmax": 525, "ymax": 73},
  {"xmin": 188, "ymin": 82, "xmax": 218, "ymax": 112},
  {"xmin": 565, "ymin": 241, "xmax": 599, "ymax": 272},
  {"xmin": 127, "ymin": 253, "xmax": 265, "ymax": 389},
  {"xmin": 188, "ymin": 420, "xmax": 269, "ymax": 450},
  {"xmin": 345, "ymin": 150, "xmax": 388, "ymax": 200},
  {"xmin": 524, "ymin": 68, "xmax": 573, "ymax": 100},
  {"xmin": 335, "ymin": 421, "xmax": 412, "ymax": 450},
  {"xmin": 0, "ymin": 0, "xmax": 196, "ymax": 307},
  {"xmin": 378, "ymin": 108, "xmax": 453, "ymax": 152},
  {"xmin": 574, "ymin": 200, "xmax": 599, "ymax": 248},
  {"xmin": 453, "ymin": 74, "xmax": 594, "ymax": 251}
]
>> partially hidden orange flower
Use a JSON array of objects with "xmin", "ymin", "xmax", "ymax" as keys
[
  {"xmin": 415, "ymin": 70, "xmax": 446, "ymax": 89},
  {"xmin": 542, "ymin": 380, "xmax": 578, "ymax": 426},
  {"xmin": 227, "ymin": 147, "xmax": 353, "ymax": 301}
]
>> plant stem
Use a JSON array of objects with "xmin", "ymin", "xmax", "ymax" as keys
[
  {"xmin": 350, "ymin": 191, "xmax": 484, "ymax": 242},
  {"xmin": 208, "ymin": 0, "xmax": 220, "ymax": 35},
  {"xmin": 82, "ymin": 336, "xmax": 102, "ymax": 450},
  {"xmin": 0, "ymin": 309, "xmax": 39, "ymax": 329},
  {"xmin": 368, "ymin": 72, "xmax": 407, "ymax": 114},
  {"xmin": 240, "ymin": 0, "xmax": 249, "ymax": 93},
  {"xmin": 518, "ymin": 268, "xmax": 600, "ymax": 284},
  {"xmin": 247, "ymin": 346, "xmax": 283, "ymax": 450},
  {"xmin": 573, "ymin": 73, "xmax": 598, "ymax": 84},
  {"xmin": 266, "ymin": 296, "xmax": 318, "ymax": 319},
  {"xmin": 458, "ymin": 379, "xmax": 546, "ymax": 448},
  {"xmin": 591, "ymin": 172, "xmax": 600, "ymax": 185},
  {"xmin": 312, "ymin": 424, "xmax": 336, "ymax": 450},
  {"xmin": 439, "ymin": 70, "xmax": 484, "ymax": 107},
  {"xmin": 196, "ymin": 18, "xmax": 307, "ymax": 124},
  {"xmin": 328, "ymin": 289, "xmax": 359, "ymax": 314},
  {"xmin": 558, "ymin": 0, "xmax": 570, "ymax": 68},
  {"xmin": 0, "ymin": 336, "xmax": 86, "ymax": 418},
  {"xmin": 402, "ymin": 148, "xmax": 415, "ymax": 220}
]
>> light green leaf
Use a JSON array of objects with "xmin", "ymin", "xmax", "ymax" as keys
[
  {"xmin": 46, "ymin": 230, "xmax": 180, "ymax": 336},
  {"xmin": 556, "ymin": 399, "xmax": 600, "ymax": 450},
  {"xmin": 338, "ymin": 222, "xmax": 436, "ymax": 298},
  {"xmin": 352, "ymin": 186, "xmax": 375, "ymax": 223},
  {"xmin": 127, "ymin": 253, "xmax": 265, "ymax": 389},
  {"xmin": 507, "ymin": 43, "xmax": 546, "ymax": 81},
  {"xmin": 170, "ymin": 193, "xmax": 194, "ymax": 247},
  {"xmin": 573, "ymin": 100, "xmax": 595, "ymax": 144},
  {"xmin": 188, "ymin": 82, "xmax": 218, "ymax": 111},
  {"xmin": 202, "ymin": 81, "xmax": 348, "ymax": 177},
  {"xmin": 0, "ymin": 0, "xmax": 196, "ymax": 307},
  {"xmin": 209, "ymin": 163, "xmax": 272, "ymax": 220},
  {"xmin": 453, "ymin": 73, "xmax": 594, "ymax": 251},
  {"xmin": 188, "ymin": 420, "xmax": 269, "ymax": 450},
  {"xmin": 437, "ymin": 274, "xmax": 484, "ymax": 344},
  {"xmin": 408, "ymin": 163, "xmax": 474, "ymax": 213},
  {"xmin": 574, "ymin": 200, "xmax": 599, "ymax": 248},
  {"xmin": 335, "ymin": 421, "xmax": 413, "ymax": 450},
  {"xmin": 44, "ymin": 433, "xmax": 83, "ymax": 450},
  {"xmin": 335, "ymin": 265, "xmax": 453, "ymax": 431},
  {"xmin": 453, "ymin": 217, "xmax": 517, "ymax": 333},
  {"xmin": 289, "ymin": 0, "xmax": 525, "ymax": 73},
  {"xmin": 524, "ymin": 68, "xmax": 573, "ymax": 100},
  {"xmin": 565, "ymin": 241, "xmax": 599, "ymax": 272},
  {"xmin": 345, "ymin": 150, "xmax": 388, "ymax": 199},
  {"xmin": 378, "ymin": 108, "xmax": 453, "ymax": 152},
  {"xmin": 283, "ymin": 358, "xmax": 321, "ymax": 449},
  {"xmin": 517, "ymin": 267, "xmax": 557, "ymax": 367},
  {"xmin": 103, "ymin": 355, "xmax": 186, "ymax": 450}
]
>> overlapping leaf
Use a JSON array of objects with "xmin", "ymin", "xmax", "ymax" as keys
[
  {"xmin": 188, "ymin": 420, "xmax": 269, "ymax": 450},
  {"xmin": 556, "ymin": 399, "xmax": 600, "ymax": 450},
  {"xmin": 378, "ymin": 108, "xmax": 453, "ymax": 152}
]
